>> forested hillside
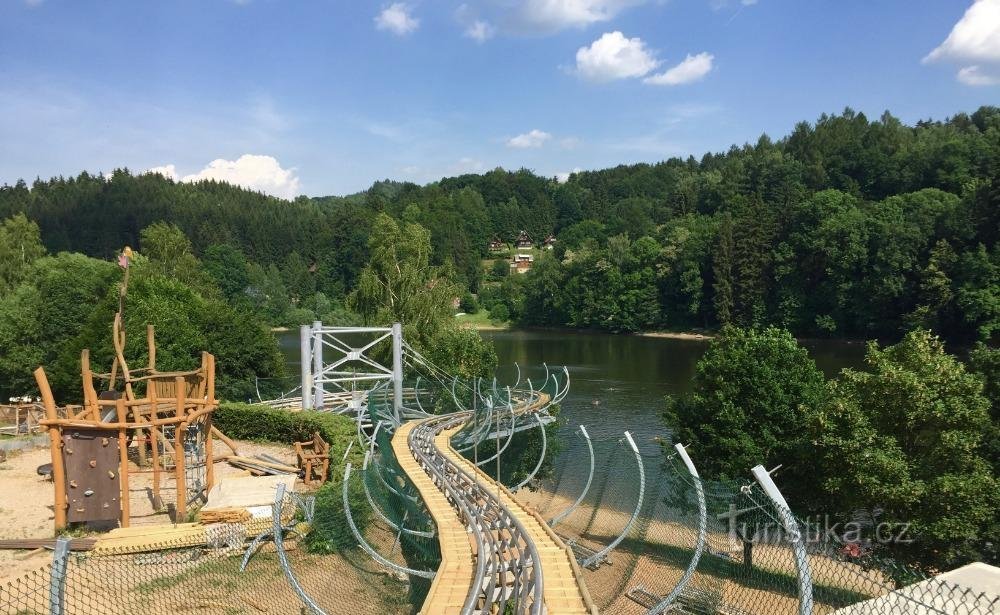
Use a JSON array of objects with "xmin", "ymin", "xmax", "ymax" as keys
[{"xmin": 1, "ymin": 106, "xmax": 997, "ymax": 341}]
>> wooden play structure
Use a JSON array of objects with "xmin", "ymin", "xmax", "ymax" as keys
[{"xmin": 34, "ymin": 333, "xmax": 221, "ymax": 531}]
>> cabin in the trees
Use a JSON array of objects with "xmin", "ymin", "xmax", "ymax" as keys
[
  {"xmin": 542, "ymin": 234, "xmax": 557, "ymax": 250},
  {"xmin": 489, "ymin": 237, "xmax": 506, "ymax": 252},
  {"xmin": 515, "ymin": 230, "xmax": 533, "ymax": 249},
  {"xmin": 511, "ymin": 253, "xmax": 534, "ymax": 274}
]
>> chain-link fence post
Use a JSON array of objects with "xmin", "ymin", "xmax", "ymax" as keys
[
  {"xmin": 751, "ymin": 464, "xmax": 814, "ymax": 615},
  {"xmin": 48, "ymin": 536, "xmax": 70, "ymax": 615}
]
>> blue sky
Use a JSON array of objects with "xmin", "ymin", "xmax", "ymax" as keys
[{"xmin": 1, "ymin": 0, "xmax": 998, "ymax": 198}]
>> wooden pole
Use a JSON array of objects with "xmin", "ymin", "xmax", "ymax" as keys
[
  {"xmin": 204, "ymin": 414, "xmax": 214, "ymax": 495},
  {"xmin": 210, "ymin": 426, "xmax": 239, "ymax": 456},
  {"xmin": 205, "ymin": 354, "xmax": 215, "ymax": 405},
  {"xmin": 34, "ymin": 368, "xmax": 67, "ymax": 532},
  {"xmin": 203, "ymin": 353, "xmax": 216, "ymax": 493},
  {"xmin": 80, "ymin": 350, "xmax": 97, "ymax": 420},
  {"xmin": 148, "ymin": 381, "xmax": 160, "ymax": 502},
  {"xmin": 174, "ymin": 376, "xmax": 187, "ymax": 520},
  {"xmin": 146, "ymin": 325, "xmax": 156, "ymax": 371},
  {"xmin": 115, "ymin": 396, "xmax": 130, "ymax": 528}
]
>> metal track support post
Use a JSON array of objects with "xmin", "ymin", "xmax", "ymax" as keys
[
  {"xmin": 312, "ymin": 321, "xmax": 324, "ymax": 410},
  {"xmin": 581, "ymin": 431, "xmax": 645, "ymax": 568},
  {"xmin": 647, "ymin": 443, "xmax": 707, "ymax": 614},
  {"xmin": 49, "ymin": 537, "xmax": 70, "ymax": 615},
  {"xmin": 751, "ymin": 465, "xmax": 814, "ymax": 615},
  {"xmin": 300, "ymin": 324, "xmax": 312, "ymax": 411},
  {"xmin": 391, "ymin": 322, "xmax": 403, "ymax": 424}
]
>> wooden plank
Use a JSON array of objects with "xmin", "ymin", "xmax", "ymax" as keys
[{"xmin": 0, "ymin": 538, "xmax": 96, "ymax": 551}]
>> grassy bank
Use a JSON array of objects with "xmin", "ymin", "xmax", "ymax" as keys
[{"xmin": 455, "ymin": 311, "xmax": 510, "ymax": 330}]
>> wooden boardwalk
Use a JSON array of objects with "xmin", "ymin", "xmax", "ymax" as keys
[{"xmin": 394, "ymin": 416, "xmax": 597, "ymax": 614}]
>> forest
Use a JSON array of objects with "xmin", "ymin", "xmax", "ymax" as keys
[{"xmin": 0, "ymin": 106, "xmax": 997, "ymax": 343}]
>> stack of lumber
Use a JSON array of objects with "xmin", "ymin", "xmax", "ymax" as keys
[
  {"xmin": 92, "ymin": 523, "xmax": 208, "ymax": 554},
  {"xmin": 199, "ymin": 474, "xmax": 297, "ymax": 529},
  {"xmin": 222, "ymin": 454, "xmax": 300, "ymax": 476},
  {"xmin": 199, "ymin": 507, "xmax": 252, "ymax": 524}
]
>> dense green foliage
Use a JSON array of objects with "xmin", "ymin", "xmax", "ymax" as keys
[
  {"xmin": 0, "ymin": 252, "xmax": 118, "ymax": 397},
  {"xmin": 3, "ymin": 107, "xmax": 997, "ymax": 340},
  {"xmin": 666, "ymin": 327, "xmax": 999, "ymax": 572},
  {"xmin": 349, "ymin": 213, "xmax": 497, "ymax": 378},
  {"xmin": 812, "ymin": 330, "xmax": 998, "ymax": 571},
  {"xmin": 663, "ymin": 327, "xmax": 828, "ymax": 493},
  {"xmin": 0, "ymin": 214, "xmax": 47, "ymax": 293},
  {"xmin": 0, "ymin": 240, "xmax": 283, "ymax": 401}
]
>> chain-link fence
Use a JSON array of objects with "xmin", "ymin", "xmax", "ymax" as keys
[{"xmin": 0, "ymin": 523, "xmax": 414, "ymax": 615}]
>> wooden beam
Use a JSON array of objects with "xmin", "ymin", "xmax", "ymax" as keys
[{"xmin": 34, "ymin": 367, "xmax": 67, "ymax": 531}]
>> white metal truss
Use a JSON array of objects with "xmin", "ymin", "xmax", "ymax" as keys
[{"xmin": 299, "ymin": 322, "xmax": 404, "ymax": 422}]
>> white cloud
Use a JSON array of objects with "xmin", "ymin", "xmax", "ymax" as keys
[
  {"xmin": 148, "ymin": 155, "xmax": 300, "ymax": 199},
  {"xmin": 644, "ymin": 52, "xmax": 715, "ymax": 85},
  {"xmin": 507, "ymin": 129, "xmax": 552, "ymax": 148},
  {"xmin": 957, "ymin": 65, "xmax": 1000, "ymax": 86},
  {"xmin": 520, "ymin": 0, "xmax": 643, "ymax": 31},
  {"xmin": 556, "ymin": 167, "xmax": 582, "ymax": 182},
  {"xmin": 146, "ymin": 164, "xmax": 178, "ymax": 181},
  {"xmin": 710, "ymin": 0, "xmax": 756, "ymax": 10},
  {"xmin": 465, "ymin": 20, "xmax": 495, "ymax": 42},
  {"xmin": 375, "ymin": 3, "xmax": 419, "ymax": 35},
  {"xmin": 574, "ymin": 31, "xmax": 659, "ymax": 82},
  {"xmin": 925, "ymin": 0, "xmax": 1000, "ymax": 64}
]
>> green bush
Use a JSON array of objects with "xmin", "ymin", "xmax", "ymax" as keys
[
  {"xmin": 459, "ymin": 291, "xmax": 479, "ymax": 314},
  {"xmin": 489, "ymin": 303, "xmax": 510, "ymax": 323}
]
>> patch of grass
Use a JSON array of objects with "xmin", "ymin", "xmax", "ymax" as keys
[{"xmin": 455, "ymin": 311, "xmax": 509, "ymax": 329}]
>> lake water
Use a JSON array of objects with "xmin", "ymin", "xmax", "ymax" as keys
[{"xmin": 277, "ymin": 328, "xmax": 866, "ymax": 454}]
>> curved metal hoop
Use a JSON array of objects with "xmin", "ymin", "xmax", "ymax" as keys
[
  {"xmin": 646, "ymin": 443, "xmax": 707, "ymax": 613},
  {"xmin": 362, "ymin": 452, "xmax": 435, "ymax": 538},
  {"xmin": 271, "ymin": 483, "xmax": 329, "ymax": 615},
  {"xmin": 511, "ymin": 413, "xmax": 547, "ymax": 492},
  {"xmin": 342, "ymin": 464, "xmax": 437, "ymax": 580},
  {"xmin": 580, "ymin": 431, "xmax": 646, "ymax": 568},
  {"xmin": 475, "ymin": 402, "xmax": 517, "ymax": 467},
  {"xmin": 549, "ymin": 425, "xmax": 595, "ymax": 526}
]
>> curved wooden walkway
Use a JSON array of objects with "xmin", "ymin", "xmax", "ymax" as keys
[{"xmin": 393, "ymin": 414, "xmax": 597, "ymax": 614}]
